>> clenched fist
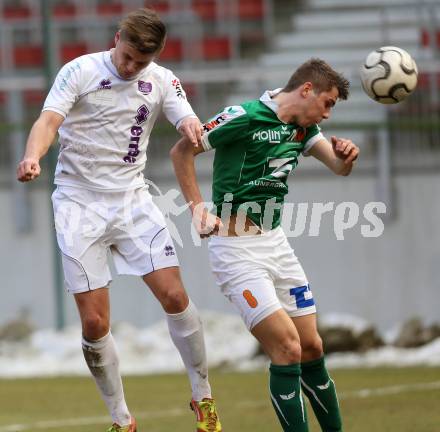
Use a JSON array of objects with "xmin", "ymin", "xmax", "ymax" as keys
[
  {"xmin": 331, "ymin": 136, "xmax": 359, "ymax": 164},
  {"xmin": 17, "ymin": 158, "xmax": 41, "ymax": 182}
]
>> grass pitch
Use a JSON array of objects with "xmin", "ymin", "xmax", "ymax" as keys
[{"xmin": 0, "ymin": 367, "xmax": 439, "ymax": 431}]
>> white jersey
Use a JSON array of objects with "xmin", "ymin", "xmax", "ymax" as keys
[{"xmin": 43, "ymin": 51, "xmax": 195, "ymax": 191}]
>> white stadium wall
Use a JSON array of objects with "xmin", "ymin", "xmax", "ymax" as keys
[{"xmin": 0, "ymin": 170, "xmax": 439, "ymax": 334}]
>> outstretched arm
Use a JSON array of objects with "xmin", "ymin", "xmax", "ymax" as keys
[
  {"xmin": 170, "ymin": 137, "xmax": 223, "ymax": 237},
  {"xmin": 16, "ymin": 110, "xmax": 64, "ymax": 182},
  {"xmin": 308, "ymin": 136, "xmax": 359, "ymax": 176}
]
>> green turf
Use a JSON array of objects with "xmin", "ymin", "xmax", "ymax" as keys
[{"xmin": 0, "ymin": 367, "xmax": 439, "ymax": 431}]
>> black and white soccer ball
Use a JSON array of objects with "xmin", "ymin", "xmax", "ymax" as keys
[{"xmin": 360, "ymin": 46, "xmax": 418, "ymax": 104}]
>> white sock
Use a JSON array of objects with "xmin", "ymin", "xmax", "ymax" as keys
[
  {"xmin": 82, "ymin": 332, "xmax": 131, "ymax": 426},
  {"xmin": 167, "ymin": 300, "xmax": 212, "ymax": 401}
]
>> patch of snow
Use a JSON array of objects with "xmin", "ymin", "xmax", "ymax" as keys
[
  {"xmin": 0, "ymin": 312, "xmax": 439, "ymax": 378},
  {"xmin": 319, "ymin": 313, "xmax": 372, "ymax": 335}
]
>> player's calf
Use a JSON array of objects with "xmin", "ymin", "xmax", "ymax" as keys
[
  {"xmin": 270, "ymin": 363, "xmax": 309, "ymax": 432},
  {"xmin": 301, "ymin": 357, "xmax": 342, "ymax": 432}
]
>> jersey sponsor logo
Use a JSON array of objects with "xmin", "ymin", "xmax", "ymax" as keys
[
  {"xmin": 123, "ymin": 125, "xmax": 143, "ymax": 163},
  {"xmin": 225, "ymin": 106, "xmax": 242, "ymax": 115},
  {"xmin": 246, "ymin": 179, "xmax": 286, "ymax": 188},
  {"xmin": 61, "ymin": 140, "xmax": 97, "ymax": 170},
  {"xmin": 253, "ymin": 129, "xmax": 281, "ymax": 144},
  {"xmin": 203, "ymin": 113, "xmax": 228, "ymax": 132},
  {"xmin": 138, "ymin": 80, "xmax": 152, "ymax": 95},
  {"xmin": 288, "ymin": 127, "xmax": 306, "ymax": 142},
  {"xmin": 246, "ymin": 157, "xmax": 296, "ymax": 188},
  {"xmin": 135, "ymin": 104, "xmax": 150, "ymax": 125},
  {"xmin": 87, "ymin": 88, "xmax": 115, "ymax": 106},
  {"xmin": 203, "ymin": 106, "xmax": 246, "ymax": 133},
  {"xmin": 268, "ymin": 157, "xmax": 295, "ymax": 179},
  {"xmin": 281, "ymin": 125, "xmax": 291, "ymax": 135},
  {"xmin": 58, "ymin": 62, "xmax": 81, "ymax": 91},
  {"xmin": 99, "ymin": 78, "xmax": 112, "ymax": 90},
  {"xmin": 172, "ymin": 78, "xmax": 185, "ymax": 99},
  {"xmin": 124, "ymin": 104, "xmax": 149, "ymax": 163}
]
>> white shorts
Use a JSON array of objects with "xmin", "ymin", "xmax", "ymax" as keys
[
  {"xmin": 51, "ymin": 185, "xmax": 179, "ymax": 294},
  {"xmin": 208, "ymin": 227, "xmax": 316, "ymax": 330}
]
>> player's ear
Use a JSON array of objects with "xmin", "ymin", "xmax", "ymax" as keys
[
  {"xmin": 301, "ymin": 82, "xmax": 313, "ymax": 98},
  {"xmin": 114, "ymin": 31, "xmax": 121, "ymax": 46}
]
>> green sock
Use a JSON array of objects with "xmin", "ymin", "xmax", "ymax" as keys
[
  {"xmin": 301, "ymin": 357, "xmax": 342, "ymax": 432},
  {"xmin": 269, "ymin": 363, "xmax": 308, "ymax": 432}
]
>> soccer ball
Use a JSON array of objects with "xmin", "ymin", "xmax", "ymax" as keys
[{"xmin": 360, "ymin": 46, "xmax": 418, "ymax": 104}]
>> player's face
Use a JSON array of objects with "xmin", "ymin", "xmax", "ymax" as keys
[
  {"xmin": 112, "ymin": 32, "xmax": 155, "ymax": 80},
  {"xmin": 299, "ymin": 86, "xmax": 338, "ymax": 127}
]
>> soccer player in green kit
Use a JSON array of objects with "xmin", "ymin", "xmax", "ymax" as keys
[{"xmin": 171, "ymin": 58, "xmax": 359, "ymax": 432}]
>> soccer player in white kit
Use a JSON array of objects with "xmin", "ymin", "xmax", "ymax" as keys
[{"xmin": 16, "ymin": 8, "xmax": 221, "ymax": 432}]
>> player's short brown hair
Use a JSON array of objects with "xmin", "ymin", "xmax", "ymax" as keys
[
  {"xmin": 119, "ymin": 8, "xmax": 167, "ymax": 54},
  {"xmin": 283, "ymin": 58, "xmax": 350, "ymax": 100}
]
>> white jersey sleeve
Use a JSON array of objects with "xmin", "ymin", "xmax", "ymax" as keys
[
  {"xmin": 161, "ymin": 70, "xmax": 196, "ymax": 127},
  {"xmin": 43, "ymin": 58, "xmax": 83, "ymax": 118}
]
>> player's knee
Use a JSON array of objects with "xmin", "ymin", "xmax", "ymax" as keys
[
  {"xmin": 271, "ymin": 337, "xmax": 302, "ymax": 364},
  {"xmin": 160, "ymin": 286, "xmax": 189, "ymax": 313},
  {"xmin": 281, "ymin": 338, "xmax": 302, "ymax": 363},
  {"xmin": 301, "ymin": 335, "xmax": 324, "ymax": 361},
  {"xmin": 82, "ymin": 314, "xmax": 110, "ymax": 340}
]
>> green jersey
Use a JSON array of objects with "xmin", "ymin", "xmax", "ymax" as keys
[{"xmin": 201, "ymin": 89, "xmax": 323, "ymax": 230}]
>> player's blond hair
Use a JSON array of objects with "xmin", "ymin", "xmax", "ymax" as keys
[
  {"xmin": 119, "ymin": 8, "xmax": 167, "ymax": 54},
  {"xmin": 283, "ymin": 58, "xmax": 350, "ymax": 100}
]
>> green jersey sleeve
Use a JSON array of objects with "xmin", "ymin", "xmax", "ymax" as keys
[
  {"xmin": 302, "ymin": 124, "xmax": 324, "ymax": 155},
  {"xmin": 201, "ymin": 105, "xmax": 249, "ymax": 151}
]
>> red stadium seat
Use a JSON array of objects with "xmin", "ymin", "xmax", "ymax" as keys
[
  {"xmin": 421, "ymin": 29, "xmax": 429, "ymax": 47},
  {"xmin": 182, "ymin": 82, "xmax": 197, "ymax": 99},
  {"xmin": 417, "ymin": 71, "xmax": 440, "ymax": 90},
  {"xmin": 239, "ymin": 0, "xmax": 264, "ymax": 19},
  {"xmin": 3, "ymin": 5, "xmax": 31, "ymax": 19},
  {"xmin": 13, "ymin": 45, "xmax": 43, "ymax": 68},
  {"xmin": 192, "ymin": 0, "xmax": 217, "ymax": 20},
  {"xmin": 421, "ymin": 28, "xmax": 440, "ymax": 48},
  {"xmin": 53, "ymin": 3, "xmax": 77, "ymax": 18},
  {"xmin": 159, "ymin": 38, "xmax": 183, "ymax": 62},
  {"xmin": 417, "ymin": 72, "xmax": 427, "ymax": 88},
  {"xmin": 24, "ymin": 90, "xmax": 45, "ymax": 105},
  {"xmin": 144, "ymin": 1, "xmax": 170, "ymax": 13},
  {"xmin": 202, "ymin": 36, "xmax": 231, "ymax": 61},
  {"xmin": 60, "ymin": 42, "xmax": 88, "ymax": 63},
  {"xmin": 97, "ymin": 2, "xmax": 123, "ymax": 15}
]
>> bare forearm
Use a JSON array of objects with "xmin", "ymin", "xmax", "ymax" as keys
[
  {"xmin": 171, "ymin": 139, "xmax": 223, "ymax": 237},
  {"xmin": 310, "ymin": 137, "xmax": 359, "ymax": 176},
  {"xmin": 170, "ymin": 141, "xmax": 205, "ymax": 212},
  {"xmin": 24, "ymin": 116, "xmax": 58, "ymax": 160},
  {"xmin": 333, "ymin": 157, "xmax": 354, "ymax": 176},
  {"xmin": 17, "ymin": 111, "xmax": 63, "ymax": 182}
]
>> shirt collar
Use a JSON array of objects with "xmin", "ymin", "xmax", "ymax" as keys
[
  {"xmin": 259, "ymin": 88, "xmax": 283, "ymax": 113},
  {"xmin": 104, "ymin": 50, "xmax": 120, "ymax": 79},
  {"xmin": 103, "ymin": 50, "xmax": 154, "ymax": 81}
]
